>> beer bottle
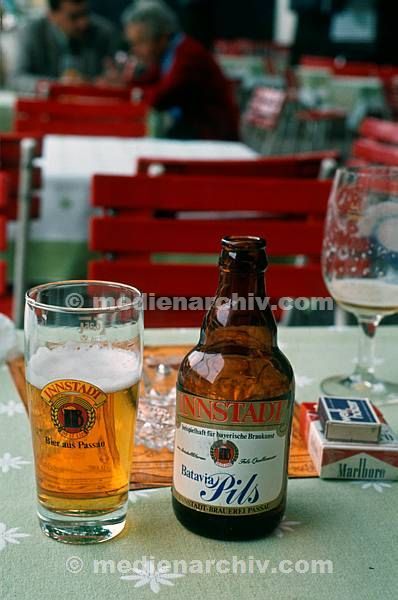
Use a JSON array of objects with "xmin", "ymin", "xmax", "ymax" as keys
[{"xmin": 172, "ymin": 236, "xmax": 295, "ymax": 540}]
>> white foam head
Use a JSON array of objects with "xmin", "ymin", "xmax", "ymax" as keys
[{"xmin": 27, "ymin": 343, "xmax": 141, "ymax": 393}]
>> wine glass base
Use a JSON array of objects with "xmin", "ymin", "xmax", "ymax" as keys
[{"xmin": 321, "ymin": 374, "xmax": 398, "ymax": 405}]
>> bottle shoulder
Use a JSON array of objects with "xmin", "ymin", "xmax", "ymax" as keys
[{"xmin": 178, "ymin": 343, "xmax": 294, "ymax": 402}]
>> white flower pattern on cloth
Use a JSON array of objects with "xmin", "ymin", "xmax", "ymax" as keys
[
  {"xmin": 121, "ymin": 558, "xmax": 185, "ymax": 593},
  {"xmin": 352, "ymin": 481, "xmax": 393, "ymax": 493},
  {"xmin": 272, "ymin": 516, "xmax": 302, "ymax": 539},
  {"xmin": 128, "ymin": 489, "xmax": 163, "ymax": 504},
  {"xmin": 0, "ymin": 522, "xmax": 30, "ymax": 551},
  {"xmin": 0, "ymin": 453, "xmax": 30, "ymax": 474},
  {"xmin": 0, "ymin": 400, "xmax": 24, "ymax": 417},
  {"xmin": 295, "ymin": 375, "xmax": 314, "ymax": 389}
]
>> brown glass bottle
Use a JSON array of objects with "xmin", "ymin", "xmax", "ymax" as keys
[{"xmin": 172, "ymin": 236, "xmax": 295, "ymax": 540}]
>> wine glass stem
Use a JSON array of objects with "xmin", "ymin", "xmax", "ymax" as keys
[{"xmin": 354, "ymin": 316, "xmax": 381, "ymax": 384}]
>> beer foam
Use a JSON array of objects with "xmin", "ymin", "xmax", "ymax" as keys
[{"xmin": 27, "ymin": 343, "xmax": 140, "ymax": 393}]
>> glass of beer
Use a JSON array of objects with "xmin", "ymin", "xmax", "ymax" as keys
[{"xmin": 25, "ymin": 280, "xmax": 143, "ymax": 544}]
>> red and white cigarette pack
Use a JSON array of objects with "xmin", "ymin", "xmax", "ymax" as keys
[{"xmin": 300, "ymin": 402, "xmax": 398, "ymax": 480}]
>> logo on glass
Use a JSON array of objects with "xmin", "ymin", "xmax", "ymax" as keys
[{"xmin": 40, "ymin": 380, "xmax": 107, "ymax": 439}]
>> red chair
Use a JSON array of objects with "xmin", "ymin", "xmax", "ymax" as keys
[
  {"xmin": 89, "ymin": 174, "xmax": 331, "ymax": 327},
  {"xmin": 14, "ymin": 98, "xmax": 148, "ymax": 137},
  {"xmin": 0, "ymin": 136, "xmax": 42, "ymax": 320},
  {"xmin": 348, "ymin": 118, "xmax": 398, "ymax": 167},
  {"xmin": 359, "ymin": 118, "xmax": 398, "ymax": 145},
  {"xmin": 38, "ymin": 82, "xmax": 133, "ymax": 103},
  {"xmin": 332, "ymin": 62, "xmax": 380, "ymax": 77},
  {"xmin": 300, "ymin": 56, "xmax": 334, "ymax": 70},
  {"xmin": 0, "ymin": 172, "xmax": 9, "ymax": 309},
  {"xmin": 352, "ymin": 138, "xmax": 398, "ymax": 166},
  {"xmin": 0, "ymin": 132, "xmax": 42, "ymax": 220},
  {"xmin": 137, "ymin": 150, "xmax": 340, "ymax": 179}
]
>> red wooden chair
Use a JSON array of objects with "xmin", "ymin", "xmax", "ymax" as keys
[
  {"xmin": 38, "ymin": 82, "xmax": 132, "ymax": 103},
  {"xmin": 348, "ymin": 118, "xmax": 398, "ymax": 167},
  {"xmin": 351, "ymin": 138, "xmax": 398, "ymax": 166},
  {"xmin": 359, "ymin": 118, "xmax": 398, "ymax": 145},
  {"xmin": 14, "ymin": 98, "xmax": 148, "ymax": 137},
  {"xmin": 0, "ymin": 135, "xmax": 42, "ymax": 320},
  {"xmin": 89, "ymin": 174, "xmax": 331, "ymax": 327},
  {"xmin": 0, "ymin": 172, "xmax": 9, "ymax": 311},
  {"xmin": 300, "ymin": 56, "xmax": 334, "ymax": 70},
  {"xmin": 0, "ymin": 132, "xmax": 42, "ymax": 220},
  {"xmin": 137, "ymin": 150, "xmax": 340, "ymax": 179}
]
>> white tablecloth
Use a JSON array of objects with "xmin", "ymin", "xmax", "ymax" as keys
[{"xmin": 33, "ymin": 136, "xmax": 257, "ymax": 242}]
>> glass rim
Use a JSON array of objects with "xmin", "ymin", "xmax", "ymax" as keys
[{"xmin": 25, "ymin": 280, "xmax": 143, "ymax": 314}]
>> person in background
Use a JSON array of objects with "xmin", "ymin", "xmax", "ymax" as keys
[
  {"xmin": 13, "ymin": 0, "xmax": 117, "ymax": 93},
  {"xmin": 122, "ymin": 2, "xmax": 240, "ymax": 140}
]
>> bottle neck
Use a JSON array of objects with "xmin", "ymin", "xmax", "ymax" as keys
[
  {"xmin": 200, "ymin": 267, "xmax": 277, "ymax": 348},
  {"xmin": 216, "ymin": 269, "xmax": 266, "ymax": 299}
]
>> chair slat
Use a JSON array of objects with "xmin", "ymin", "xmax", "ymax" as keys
[
  {"xmin": 15, "ymin": 99, "xmax": 148, "ymax": 137},
  {"xmin": 92, "ymin": 174, "xmax": 331, "ymax": 213},
  {"xmin": 137, "ymin": 151, "xmax": 340, "ymax": 179},
  {"xmin": 89, "ymin": 259, "xmax": 327, "ymax": 300},
  {"xmin": 91, "ymin": 215, "xmax": 324, "ymax": 256},
  {"xmin": 360, "ymin": 118, "xmax": 398, "ymax": 145},
  {"xmin": 352, "ymin": 139, "xmax": 398, "ymax": 166}
]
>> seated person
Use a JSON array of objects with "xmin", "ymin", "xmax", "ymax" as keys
[
  {"xmin": 13, "ymin": 0, "xmax": 117, "ymax": 92},
  {"xmin": 122, "ymin": 2, "xmax": 240, "ymax": 140}
]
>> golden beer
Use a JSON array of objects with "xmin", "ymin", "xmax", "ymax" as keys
[{"xmin": 26, "ymin": 345, "xmax": 139, "ymax": 515}]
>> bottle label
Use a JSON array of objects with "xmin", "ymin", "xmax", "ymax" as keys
[{"xmin": 172, "ymin": 389, "xmax": 292, "ymax": 516}]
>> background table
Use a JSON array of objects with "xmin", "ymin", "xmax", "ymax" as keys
[
  {"xmin": 5, "ymin": 136, "xmax": 257, "ymax": 284},
  {"xmin": 1, "ymin": 326, "xmax": 397, "ymax": 599}
]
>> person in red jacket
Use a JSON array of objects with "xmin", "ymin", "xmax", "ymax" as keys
[{"xmin": 122, "ymin": 2, "xmax": 240, "ymax": 141}]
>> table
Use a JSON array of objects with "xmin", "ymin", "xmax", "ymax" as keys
[
  {"xmin": 1, "ymin": 326, "xmax": 397, "ymax": 599},
  {"xmin": 16, "ymin": 136, "xmax": 256, "ymax": 283}
]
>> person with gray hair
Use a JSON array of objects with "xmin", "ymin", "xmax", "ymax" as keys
[{"xmin": 123, "ymin": 1, "xmax": 239, "ymax": 140}]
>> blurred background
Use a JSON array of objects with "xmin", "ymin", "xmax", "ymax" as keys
[{"xmin": 1, "ymin": 0, "xmax": 398, "ymax": 329}]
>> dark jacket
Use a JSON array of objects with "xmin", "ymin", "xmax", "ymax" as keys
[
  {"xmin": 13, "ymin": 14, "xmax": 117, "ymax": 92},
  {"xmin": 145, "ymin": 36, "xmax": 240, "ymax": 141}
]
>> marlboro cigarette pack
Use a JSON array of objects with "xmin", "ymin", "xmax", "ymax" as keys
[{"xmin": 300, "ymin": 402, "xmax": 398, "ymax": 480}]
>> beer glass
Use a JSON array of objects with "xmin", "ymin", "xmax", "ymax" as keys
[
  {"xmin": 322, "ymin": 167, "xmax": 398, "ymax": 404},
  {"xmin": 25, "ymin": 281, "xmax": 143, "ymax": 544}
]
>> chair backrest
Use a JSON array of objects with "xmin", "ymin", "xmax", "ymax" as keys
[
  {"xmin": 0, "ymin": 133, "xmax": 42, "ymax": 220},
  {"xmin": 300, "ymin": 55, "xmax": 334, "ymax": 70},
  {"xmin": 352, "ymin": 138, "xmax": 398, "ymax": 166},
  {"xmin": 14, "ymin": 98, "xmax": 148, "ymax": 137},
  {"xmin": 41, "ymin": 82, "xmax": 132, "ymax": 103},
  {"xmin": 359, "ymin": 118, "xmax": 398, "ymax": 145},
  {"xmin": 89, "ymin": 174, "xmax": 331, "ymax": 326},
  {"xmin": 243, "ymin": 87, "xmax": 287, "ymax": 130},
  {"xmin": 137, "ymin": 151, "xmax": 340, "ymax": 179}
]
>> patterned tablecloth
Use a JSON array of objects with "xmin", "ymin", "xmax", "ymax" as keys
[{"xmin": 1, "ymin": 326, "xmax": 397, "ymax": 600}]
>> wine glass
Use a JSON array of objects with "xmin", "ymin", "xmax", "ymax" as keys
[{"xmin": 321, "ymin": 166, "xmax": 398, "ymax": 404}]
